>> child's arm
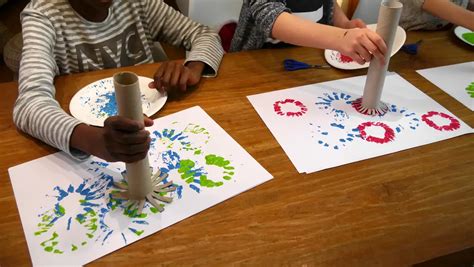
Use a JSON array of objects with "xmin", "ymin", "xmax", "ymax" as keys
[
  {"xmin": 422, "ymin": 0, "xmax": 474, "ymax": 30},
  {"xmin": 272, "ymin": 12, "xmax": 387, "ymax": 65},
  {"xmin": 141, "ymin": 0, "xmax": 224, "ymax": 93},
  {"xmin": 15, "ymin": 7, "xmax": 151, "ymax": 163},
  {"xmin": 333, "ymin": 2, "xmax": 366, "ymax": 29}
]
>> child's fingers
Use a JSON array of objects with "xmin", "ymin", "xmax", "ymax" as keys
[
  {"xmin": 153, "ymin": 62, "xmax": 167, "ymax": 93},
  {"xmin": 115, "ymin": 140, "xmax": 151, "ymax": 156},
  {"xmin": 361, "ymin": 35, "xmax": 385, "ymax": 65},
  {"xmin": 143, "ymin": 116, "xmax": 154, "ymax": 127},
  {"xmin": 179, "ymin": 69, "xmax": 189, "ymax": 92},
  {"xmin": 113, "ymin": 151, "xmax": 149, "ymax": 164},
  {"xmin": 367, "ymin": 31, "xmax": 387, "ymax": 55},
  {"xmin": 353, "ymin": 19, "xmax": 366, "ymax": 28},
  {"xmin": 105, "ymin": 116, "xmax": 144, "ymax": 132},
  {"xmin": 113, "ymin": 131, "xmax": 150, "ymax": 145},
  {"xmin": 161, "ymin": 63, "xmax": 175, "ymax": 91},
  {"xmin": 169, "ymin": 63, "xmax": 183, "ymax": 89},
  {"xmin": 354, "ymin": 44, "xmax": 371, "ymax": 64}
]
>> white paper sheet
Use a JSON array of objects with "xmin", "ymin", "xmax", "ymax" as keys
[
  {"xmin": 248, "ymin": 73, "xmax": 472, "ymax": 174},
  {"xmin": 417, "ymin": 62, "xmax": 474, "ymax": 111},
  {"xmin": 9, "ymin": 106, "xmax": 273, "ymax": 266}
]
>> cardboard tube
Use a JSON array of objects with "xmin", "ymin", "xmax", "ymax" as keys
[
  {"xmin": 113, "ymin": 72, "xmax": 152, "ymax": 200},
  {"xmin": 361, "ymin": 0, "xmax": 403, "ymax": 110}
]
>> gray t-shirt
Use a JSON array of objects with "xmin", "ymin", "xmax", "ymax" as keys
[
  {"xmin": 230, "ymin": 0, "xmax": 334, "ymax": 52},
  {"xmin": 399, "ymin": 0, "xmax": 468, "ymax": 31}
]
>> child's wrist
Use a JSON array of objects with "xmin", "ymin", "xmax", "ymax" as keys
[
  {"xmin": 70, "ymin": 123, "xmax": 101, "ymax": 156},
  {"xmin": 185, "ymin": 61, "xmax": 205, "ymax": 76}
]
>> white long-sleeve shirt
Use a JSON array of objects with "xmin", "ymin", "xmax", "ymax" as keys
[{"xmin": 14, "ymin": 0, "xmax": 223, "ymax": 159}]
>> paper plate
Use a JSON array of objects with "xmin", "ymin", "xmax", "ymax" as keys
[
  {"xmin": 454, "ymin": 26, "xmax": 474, "ymax": 46},
  {"xmin": 70, "ymin": 76, "xmax": 166, "ymax": 127},
  {"xmin": 324, "ymin": 24, "xmax": 406, "ymax": 70}
]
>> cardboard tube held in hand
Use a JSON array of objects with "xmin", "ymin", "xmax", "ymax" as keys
[
  {"xmin": 113, "ymin": 72, "xmax": 152, "ymax": 200},
  {"xmin": 361, "ymin": 0, "xmax": 403, "ymax": 110}
]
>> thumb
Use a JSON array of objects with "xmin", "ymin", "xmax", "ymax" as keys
[{"xmin": 143, "ymin": 115, "xmax": 154, "ymax": 127}]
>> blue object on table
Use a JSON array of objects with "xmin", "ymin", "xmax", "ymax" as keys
[
  {"xmin": 283, "ymin": 59, "xmax": 331, "ymax": 71},
  {"xmin": 401, "ymin": 40, "xmax": 423, "ymax": 55}
]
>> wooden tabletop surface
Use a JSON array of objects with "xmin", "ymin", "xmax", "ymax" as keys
[{"xmin": 0, "ymin": 29, "xmax": 473, "ymax": 266}]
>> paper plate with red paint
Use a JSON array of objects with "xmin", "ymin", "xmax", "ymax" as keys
[
  {"xmin": 324, "ymin": 24, "xmax": 406, "ymax": 70},
  {"xmin": 454, "ymin": 26, "xmax": 474, "ymax": 46},
  {"xmin": 70, "ymin": 76, "xmax": 167, "ymax": 127}
]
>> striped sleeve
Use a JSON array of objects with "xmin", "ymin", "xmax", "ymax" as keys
[
  {"xmin": 142, "ymin": 0, "xmax": 224, "ymax": 77},
  {"xmin": 13, "ymin": 8, "xmax": 88, "ymax": 160}
]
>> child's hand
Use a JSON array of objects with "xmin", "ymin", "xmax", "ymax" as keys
[
  {"xmin": 343, "ymin": 19, "xmax": 366, "ymax": 29},
  {"xmin": 338, "ymin": 28, "xmax": 387, "ymax": 65},
  {"xmin": 98, "ymin": 116, "xmax": 153, "ymax": 163},
  {"xmin": 149, "ymin": 60, "xmax": 205, "ymax": 94},
  {"xmin": 71, "ymin": 116, "xmax": 154, "ymax": 163}
]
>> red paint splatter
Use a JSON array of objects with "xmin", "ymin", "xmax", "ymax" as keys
[
  {"xmin": 358, "ymin": 122, "xmax": 395, "ymax": 144},
  {"xmin": 421, "ymin": 111, "xmax": 460, "ymax": 131},
  {"xmin": 273, "ymin": 99, "xmax": 308, "ymax": 117},
  {"xmin": 339, "ymin": 54, "xmax": 354, "ymax": 63},
  {"xmin": 351, "ymin": 98, "xmax": 388, "ymax": 116}
]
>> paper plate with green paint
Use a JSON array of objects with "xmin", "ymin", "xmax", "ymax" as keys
[
  {"xmin": 454, "ymin": 26, "xmax": 474, "ymax": 46},
  {"xmin": 70, "ymin": 76, "xmax": 167, "ymax": 127}
]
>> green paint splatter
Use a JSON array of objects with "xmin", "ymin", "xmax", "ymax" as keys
[
  {"xmin": 203, "ymin": 154, "xmax": 236, "ymax": 185},
  {"xmin": 466, "ymin": 82, "xmax": 474, "ymax": 98},
  {"xmin": 199, "ymin": 175, "xmax": 224, "ymax": 187},
  {"xmin": 35, "ymin": 206, "xmax": 67, "ymax": 239},
  {"xmin": 462, "ymin": 32, "xmax": 474, "ymax": 45},
  {"xmin": 131, "ymin": 229, "xmax": 144, "ymax": 236},
  {"xmin": 81, "ymin": 241, "xmax": 87, "ymax": 246},
  {"xmin": 182, "ymin": 123, "xmax": 211, "ymax": 151},
  {"xmin": 184, "ymin": 123, "xmax": 210, "ymax": 136},
  {"xmin": 75, "ymin": 208, "xmax": 99, "ymax": 243},
  {"xmin": 40, "ymin": 232, "xmax": 63, "ymax": 254},
  {"xmin": 205, "ymin": 154, "xmax": 234, "ymax": 170},
  {"xmin": 123, "ymin": 203, "xmax": 148, "ymax": 218},
  {"xmin": 34, "ymin": 229, "xmax": 48, "ymax": 236},
  {"xmin": 178, "ymin": 159, "xmax": 199, "ymax": 184},
  {"xmin": 55, "ymin": 204, "xmax": 66, "ymax": 216},
  {"xmin": 71, "ymin": 244, "xmax": 78, "ymax": 251}
]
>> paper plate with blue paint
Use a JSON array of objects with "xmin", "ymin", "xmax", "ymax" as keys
[
  {"xmin": 454, "ymin": 26, "xmax": 474, "ymax": 46},
  {"xmin": 324, "ymin": 24, "xmax": 406, "ymax": 70},
  {"xmin": 70, "ymin": 76, "xmax": 167, "ymax": 126}
]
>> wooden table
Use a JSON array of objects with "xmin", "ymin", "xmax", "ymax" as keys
[{"xmin": 1, "ymin": 29, "xmax": 473, "ymax": 266}]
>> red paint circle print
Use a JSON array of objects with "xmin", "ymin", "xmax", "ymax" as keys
[
  {"xmin": 421, "ymin": 111, "xmax": 460, "ymax": 131},
  {"xmin": 358, "ymin": 122, "xmax": 395, "ymax": 144},
  {"xmin": 273, "ymin": 99, "xmax": 308, "ymax": 117},
  {"xmin": 339, "ymin": 54, "xmax": 353, "ymax": 63}
]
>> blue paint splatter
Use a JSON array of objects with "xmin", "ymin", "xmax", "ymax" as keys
[
  {"xmin": 315, "ymin": 92, "xmax": 352, "ymax": 121},
  {"xmin": 132, "ymin": 220, "xmax": 149, "ymax": 225},
  {"xmin": 330, "ymin": 123, "xmax": 345, "ymax": 129},
  {"xmin": 95, "ymin": 92, "xmax": 117, "ymax": 117},
  {"xmin": 67, "ymin": 217, "xmax": 72, "ymax": 231},
  {"xmin": 101, "ymin": 230, "xmax": 113, "ymax": 245},
  {"xmin": 189, "ymin": 184, "xmax": 200, "ymax": 193},
  {"xmin": 122, "ymin": 233, "xmax": 127, "ymax": 244}
]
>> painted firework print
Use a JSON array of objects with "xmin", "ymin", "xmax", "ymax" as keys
[
  {"xmin": 248, "ymin": 73, "xmax": 472, "ymax": 173},
  {"xmin": 9, "ymin": 106, "xmax": 272, "ymax": 266}
]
